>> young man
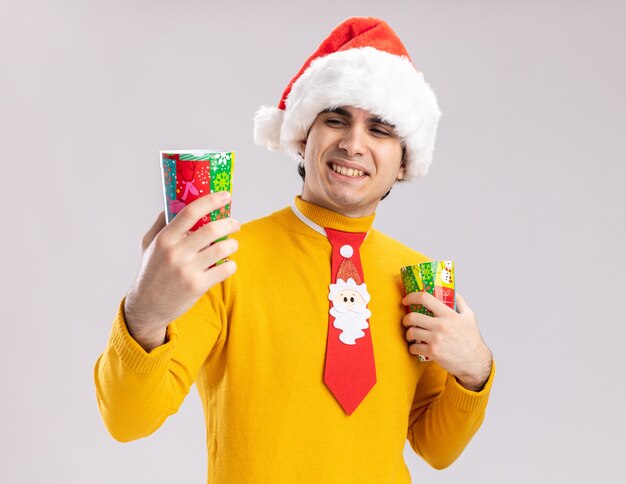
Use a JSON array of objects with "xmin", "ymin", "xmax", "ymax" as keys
[{"xmin": 95, "ymin": 17, "xmax": 494, "ymax": 483}]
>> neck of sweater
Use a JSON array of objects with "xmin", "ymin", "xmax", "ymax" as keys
[{"xmin": 291, "ymin": 196, "xmax": 375, "ymax": 236}]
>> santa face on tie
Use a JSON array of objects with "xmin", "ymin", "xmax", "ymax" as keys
[{"xmin": 328, "ymin": 278, "xmax": 372, "ymax": 345}]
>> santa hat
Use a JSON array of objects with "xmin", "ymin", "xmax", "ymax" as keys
[{"xmin": 254, "ymin": 17, "xmax": 441, "ymax": 180}]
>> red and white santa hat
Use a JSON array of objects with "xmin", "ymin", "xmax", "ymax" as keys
[{"xmin": 254, "ymin": 17, "xmax": 441, "ymax": 180}]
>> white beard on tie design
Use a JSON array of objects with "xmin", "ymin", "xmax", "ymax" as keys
[{"xmin": 328, "ymin": 278, "xmax": 372, "ymax": 345}]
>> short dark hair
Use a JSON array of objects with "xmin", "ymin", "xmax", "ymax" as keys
[{"xmin": 297, "ymin": 147, "xmax": 406, "ymax": 201}]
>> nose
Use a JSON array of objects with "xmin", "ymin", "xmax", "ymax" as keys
[{"xmin": 338, "ymin": 125, "xmax": 367, "ymax": 157}]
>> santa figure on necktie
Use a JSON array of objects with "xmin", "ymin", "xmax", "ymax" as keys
[{"xmin": 328, "ymin": 260, "xmax": 372, "ymax": 346}]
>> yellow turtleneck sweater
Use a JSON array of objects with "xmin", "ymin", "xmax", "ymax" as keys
[{"xmin": 94, "ymin": 197, "xmax": 494, "ymax": 483}]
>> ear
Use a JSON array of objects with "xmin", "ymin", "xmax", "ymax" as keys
[
  {"xmin": 299, "ymin": 139, "xmax": 307, "ymax": 158},
  {"xmin": 396, "ymin": 146, "xmax": 407, "ymax": 181},
  {"xmin": 396, "ymin": 163, "xmax": 406, "ymax": 181}
]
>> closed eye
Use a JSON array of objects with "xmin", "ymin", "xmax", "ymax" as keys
[
  {"xmin": 370, "ymin": 127, "xmax": 392, "ymax": 137},
  {"xmin": 326, "ymin": 118, "xmax": 347, "ymax": 127}
]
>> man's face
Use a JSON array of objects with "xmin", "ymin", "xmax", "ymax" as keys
[{"xmin": 299, "ymin": 106, "xmax": 405, "ymax": 217}]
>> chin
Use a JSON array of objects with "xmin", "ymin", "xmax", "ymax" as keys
[
  {"xmin": 324, "ymin": 178, "xmax": 365, "ymax": 203},
  {"xmin": 326, "ymin": 190, "xmax": 365, "ymax": 209}
]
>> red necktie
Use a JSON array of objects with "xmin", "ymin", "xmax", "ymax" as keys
[{"xmin": 324, "ymin": 228, "xmax": 376, "ymax": 415}]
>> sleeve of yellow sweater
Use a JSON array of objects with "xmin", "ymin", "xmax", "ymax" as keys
[
  {"xmin": 407, "ymin": 360, "xmax": 495, "ymax": 469},
  {"xmin": 94, "ymin": 284, "xmax": 229, "ymax": 442}
]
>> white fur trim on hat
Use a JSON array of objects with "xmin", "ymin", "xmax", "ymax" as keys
[
  {"xmin": 254, "ymin": 47, "xmax": 441, "ymax": 180},
  {"xmin": 253, "ymin": 106, "xmax": 284, "ymax": 151}
]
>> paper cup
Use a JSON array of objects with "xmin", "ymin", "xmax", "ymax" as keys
[
  {"xmin": 160, "ymin": 150, "xmax": 234, "ymax": 231},
  {"xmin": 400, "ymin": 261, "xmax": 456, "ymax": 362}
]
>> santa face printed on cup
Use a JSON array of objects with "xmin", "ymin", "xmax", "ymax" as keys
[{"xmin": 328, "ymin": 278, "xmax": 372, "ymax": 345}]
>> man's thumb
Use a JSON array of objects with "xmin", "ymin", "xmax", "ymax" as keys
[{"xmin": 456, "ymin": 293, "xmax": 468, "ymax": 314}]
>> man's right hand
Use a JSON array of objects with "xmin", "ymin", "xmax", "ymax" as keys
[{"xmin": 123, "ymin": 191, "xmax": 240, "ymax": 352}]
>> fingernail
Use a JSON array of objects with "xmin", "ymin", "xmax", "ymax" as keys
[{"xmin": 219, "ymin": 191, "xmax": 231, "ymax": 201}]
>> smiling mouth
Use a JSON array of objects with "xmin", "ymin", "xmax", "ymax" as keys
[{"xmin": 329, "ymin": 162, "xmax": 366, "ymax": 178}]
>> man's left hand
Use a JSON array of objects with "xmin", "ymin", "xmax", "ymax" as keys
[{"xmin": 402, "ymin": 292, "xmax": 493, "ymax": 392}]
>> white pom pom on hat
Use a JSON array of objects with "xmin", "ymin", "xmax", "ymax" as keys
[{"xmin": 254, "ymin": 16, "xmax": 442, "ymax": 180}]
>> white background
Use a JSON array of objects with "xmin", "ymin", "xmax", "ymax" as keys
[{"xmin": 1, "ymin": 1, "xmax": 624, "ymax": 483}]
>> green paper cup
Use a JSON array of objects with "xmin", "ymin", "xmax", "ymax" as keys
[{"xmin": 400, "ymin": 261, "xmax": 456, "ymax": 362}]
